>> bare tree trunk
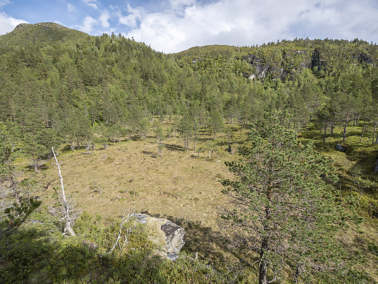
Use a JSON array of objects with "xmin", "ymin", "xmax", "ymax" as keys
[
  {"xmin": 343, "ymin": 117, "xmax": 348, "ymax": 142},
  {"xmin": 323, "ymin": 123, "xmax": 327, "ymax": 143},
  {"xmin": 10, "ymin": 177, "xmax": 20, "ymax": 206},
  {"xmin": 331, "ymin": 121, "xmax": 334, "ymax": 134},
  {"xmin": 360, "ymin": 121, "xmax": 365, "ymax": 143},
  {"xmin": 33, "ymin": 157, "xmax": 38, "ymax": 173},
  {"xmin": 70, "ymin": 141, "xmax": 75, "ymax": 151},
  {"xmin": 259, "ymin": 189, "xmax": 273, "ymax": 284},
  {"xmin": 52, "ymin": 147, "xmax": 76, "ymax": 237},
  {"xmin": 373, "ymin": 124, "xmax": 377, "ymax": 144},
  {"xmin": 358, "ymin": 185, "xmax": 363, "ymax": 206},
  {"xmin": 293, "ymin": 264, "xmax": 302, "ymax": 283},
  {"xmin": 259, "ymin": 238, "xmax": 268, "ymax": 284}
]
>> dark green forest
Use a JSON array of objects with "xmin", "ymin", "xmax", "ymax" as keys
[{"xmin": 1, "ymin": 22, "xmax": 378, "ymax": 283}]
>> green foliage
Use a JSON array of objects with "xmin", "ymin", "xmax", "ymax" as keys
[
  {"xmin": 0, "ymin": 123, "xmax": 42, "ymax": 239},
  {"xmin": 1, "ymin": 23, "xmax": 378, "ymax": 282},
  {"xmin": 209, "ymin": 110, "xmax": 224, "ymax": 139},
  {"xmin": 1, "ymin": 198, "xmax": 41, "ymax": 239},
  {"xmin": 1, "ymin": 24, "xmax": 378, "ymax": 162},
  {"xmin": 221, "ymin": 110, "xmax": 359, "ymax": 283},
  {"xmin": 0, "ymin": 211, "xmax": 227, "ymax": 283}
]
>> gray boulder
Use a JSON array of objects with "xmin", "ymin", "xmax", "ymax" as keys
[
  {"xmin": 336, "ymin": 144, "xmax": 346, "ymax": 152},
  {"xmin": 132, "ymin": 214, "xmax": 185, "ymax": 261}
]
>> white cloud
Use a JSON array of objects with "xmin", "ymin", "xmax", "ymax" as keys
[
  {"xmin": 117, "ymin": 0, "xmax": 378, "ymax": 53},
  {"xmin": 78, "ymin": 16, "xmax": 98, "ymax": 33},
  {"xmin": 168, "ymin": 0, "xmax": 196, "ymax": 10},
  {"xmin": 0, "ymin": 12, "xmax": 28, "ymax": 35},
  {"xmin": 99, "ymin": 10, "xmax": 110, "ymax": 28},
  {"xmin": 0, "ymin": 0, "xmax": 10, "ymax": 7},
  {"xmin": 82, "ymin": 0, "xmax": 98, "ymax": 10},
  {"xmin": 67, "ymin": 3, "xmax": 76, "ymax": 12},
  {"xmin": 118, "ymin": 4, "xmax": 145, "ymax": 28}
]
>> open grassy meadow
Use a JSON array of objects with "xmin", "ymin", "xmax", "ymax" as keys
[{"xmin": 12, "ymin": 120, "xmax": 378, "ymax": 282}]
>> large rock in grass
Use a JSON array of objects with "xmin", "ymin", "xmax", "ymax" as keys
[
  {"xmin": 132, "ymin": 214, "xmax": 185, "ymax": 261},
  {"xmin": 336, "ymin": 144, "xmax": 346, "ymax": 152}
]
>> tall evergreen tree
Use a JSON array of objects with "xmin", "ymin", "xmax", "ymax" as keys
[
  {"xmin": 220, "ymin": 110, "xmax": 356, "ymax": 284},
  {"xmin": 209, "ymin": 109, "xmax": 223, "ymax": 139}
]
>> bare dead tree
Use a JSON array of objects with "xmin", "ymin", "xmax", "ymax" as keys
[
  {"xmin": 51, "ymin": 147, "xmax": 76, "ymax": 237},
  {"xmin": 106, "ymin": 208, "xmax": 136, "ymax": 255}
]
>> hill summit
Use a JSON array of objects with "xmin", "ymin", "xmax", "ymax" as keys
[{"xmin": 0, "ymin": 22, "xmax": 89, "ymax": 48}]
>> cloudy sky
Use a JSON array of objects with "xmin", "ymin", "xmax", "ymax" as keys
[{"xmin": 0, "ymin": 0, "xmax": 377, "ymax": 53}]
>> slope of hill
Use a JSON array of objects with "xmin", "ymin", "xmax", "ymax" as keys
[{"xmin": 0, "ymin": 22, "xmax": 378, "ymax": 283}]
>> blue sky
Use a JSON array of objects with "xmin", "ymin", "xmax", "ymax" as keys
[{"xmin": 0, "ymin": 0, "xmax": 377, "ymax": 53}]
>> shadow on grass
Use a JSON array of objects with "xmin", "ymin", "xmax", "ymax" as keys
[
  {"xmin": 198, "ymin": 137, "xmax": 215, "ymax": 142},
  {"xmin": 164, "ymin": 143, "xmax": 185, "ymax": 152},
  {"xmin": 24, "ymin": 163, "xmax": 50, "ymax": 173},
  {"xmin": 143, "ymin": 212, "xmax": 258, "ymax": 276},
  {"xmin": 141, "ymin": 150, "xmax": 158, "ymax": 158},
  {"xmin": 307, "ymin": 130, "xmax": 378, "ymax": 218},
  {"xmin": 190, "ymin": 154, "xmax": 204, "ymax": 159},
  {"xmin": 0, "ymin": 222, "xmax": 226, "ymax": 284}
]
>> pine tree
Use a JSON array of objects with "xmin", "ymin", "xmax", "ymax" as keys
[
  {"xmin": 0, "ymin": 123, "xmax": 41, "ymax": 238},
  {"xmin": 220, "ymin": 110, "xmax": 357, "ymax": 284},
  {"xmin": 179, "ymin": 108, "xmax": 193, "ymax": 151},
  {"xmin": 315, "ymin": 104, "xmax": 335, "ymax": 143},
  {"xmin": 209, "ymin": 110, "xmax": 223, "ymax": 139},
  {"xmin": 139, "ymin": 118, "xmax": 150, "ymax": 140},
  {"xmin": 154, "ymin": 122, "xmax": 164, "ymax": 145}
]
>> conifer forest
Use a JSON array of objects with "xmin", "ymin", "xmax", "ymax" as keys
[{"xmin": 1, "ymin": 23, "xmax": 378, "ymax": 283}]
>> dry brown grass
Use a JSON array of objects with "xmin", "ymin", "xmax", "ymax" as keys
[
  {"xmin": 39, "ymin": 137, "xmax": 235, "ymax": 227},
  {"xmin": 17, "ymin": 123, "xmax": 378, "ymax": 281},
  {"xmin": 28, "ymin": 129, "xmax": 249, "ymax": 271}
]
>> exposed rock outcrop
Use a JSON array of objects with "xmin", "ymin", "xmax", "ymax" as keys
[
  {"xmin": 132, "ymin": 214, "xmax": 185, "ymax": 261},
  {"xmin": 241, "ymin": 48, "xmax": 376, "ymax": 82},
  {"xmin": 242, "ymin": 50, "xmax": 311, "ymax": 81}
]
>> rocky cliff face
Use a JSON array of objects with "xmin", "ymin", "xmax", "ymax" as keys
[{"xmin": 242, "ymin": 48, "xmax": 375, "ymax": 81}]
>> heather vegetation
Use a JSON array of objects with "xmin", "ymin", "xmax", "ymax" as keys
[{"xmin": 0, "ymin": 23, "xmax": 378, "ymax": 283}]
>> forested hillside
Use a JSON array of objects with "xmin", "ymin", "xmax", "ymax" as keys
[
  {"xmin": 1, "ymin": 23, "xmax": 378, "ymax": 283},
  {"xmin": 1, "ymin": 24, "xmax": 378, "ymax": 155}
]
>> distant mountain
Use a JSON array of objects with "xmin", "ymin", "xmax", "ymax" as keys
[{"xmin": 0, "ymin": 22, "xmax": 89, "ymax": 49}]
